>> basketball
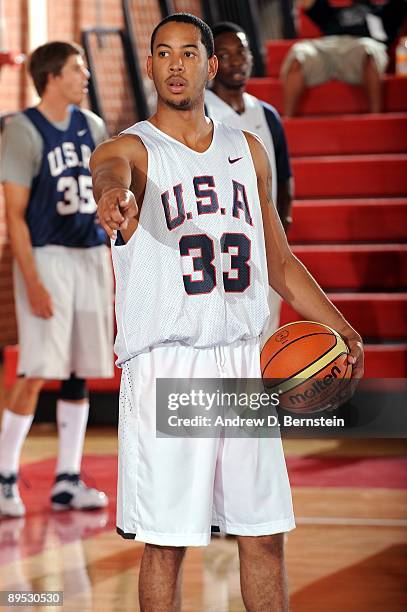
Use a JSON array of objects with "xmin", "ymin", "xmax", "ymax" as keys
[{"xmin": 261, "ymin": 321, "xmax": 352, "ymax": 413}]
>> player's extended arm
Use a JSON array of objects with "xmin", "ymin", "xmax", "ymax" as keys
[
  {"xmin": 90, "ymin": 135, "xmax": 145, "ymax": 242},
  {"xmin": 4, "ymin": 182, "xmax": 53, "ymax": 318},
  {"xmin": 245, "ymin": 131, "xmax": 364, "ymax": 379}
]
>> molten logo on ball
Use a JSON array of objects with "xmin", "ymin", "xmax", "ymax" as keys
[
  {"xmin": 289, "ymin": 364, "xmax": 341, "ymax": 404},
  {"xmin": 261, "ymin": 321, "xmax": 354, "ymax": 414},
  {"xmin": 286, "ymin": 362, "xmax": 353, "ymax": 413}
]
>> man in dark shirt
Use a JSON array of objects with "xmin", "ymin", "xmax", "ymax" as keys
[
  {"xmin": 206, "ymin": 23, "xmax": 293, "ymax": 231},
  {"xmin": 281, "ymin": 0, "xmax": 407, "ymax": 115}
]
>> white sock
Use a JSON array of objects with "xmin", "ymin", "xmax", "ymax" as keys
[
  {"xmin": 56, "ymin": 399, "xmax": 89, "ymax": 475},
  {"xmin": 0, "ymin": 409, "xmax": 34, "ymax": 475}
]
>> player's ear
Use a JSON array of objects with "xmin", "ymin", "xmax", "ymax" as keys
[
  {"xmin": 45, "ymin": 72, "xmax": 58, "ymax": 91},
  {"xmin": 207, "ymin": 55, "xmax": 218, "ymax": 82},
  {"xmin": 146, "ymin": 55, "xmax": 153, "ymax": 80}
]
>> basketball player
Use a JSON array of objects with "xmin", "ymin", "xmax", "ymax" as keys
[
  {"xmin": 0, "ymin": 42, "xmax": 113, "ymax": 517},
  {"xmin": 91, "ymin": 14, "xmax": 364, "ymax": 612},
  {"xmin": 205, "ymin": 21, "xmax": 293, "ymax": 340},
  {"xmin": 206, "ymin": 22, "xmax": 293, "ymax": 232}
]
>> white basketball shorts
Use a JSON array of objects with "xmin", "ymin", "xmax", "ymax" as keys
[
  {"xmin": 14, "ymin": 244, "xmax": 114, "ymax": 379},
  {"xmin": 116, "ymin": 338, "xmax": 295, "ymax": 547}
]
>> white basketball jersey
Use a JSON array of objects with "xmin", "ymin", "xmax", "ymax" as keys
[{"xmin": 112, "ymin": 119, "xmax": 270, "ymax": 365}]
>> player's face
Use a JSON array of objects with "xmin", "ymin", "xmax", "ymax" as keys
[
  {"xmin": 52, "ymin": 54, "xmax": 90, "ymax": 104},
  {"xmin": 214, "ymin": 31, "xmax": 252, "ymax": 90},
  {"xmin": 148, "ymin": 22, "xmax": 217, "ymax": 111}
]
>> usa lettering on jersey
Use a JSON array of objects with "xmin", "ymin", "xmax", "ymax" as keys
[{"xmin": 48, "ymin": 141, "xmax": 92, "ymax": 176}]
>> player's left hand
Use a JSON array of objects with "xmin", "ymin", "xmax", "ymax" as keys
[{"xmin": 341, "ymin": 328, "xmax": 364, "ymax": 380}]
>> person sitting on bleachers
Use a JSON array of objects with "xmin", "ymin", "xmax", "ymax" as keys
[{"xmin": 281, "ymin": 0, "xmax": 407, "ymax": 116}]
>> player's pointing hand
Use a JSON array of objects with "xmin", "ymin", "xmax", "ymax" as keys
[{"xmin": 97, "ymin": 187, "xmax": 138, "ymax": 237}]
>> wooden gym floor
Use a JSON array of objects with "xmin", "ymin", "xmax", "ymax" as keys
[{"xmin": 0, "ymin": 421, "xmax": 406, "ymax": 611}]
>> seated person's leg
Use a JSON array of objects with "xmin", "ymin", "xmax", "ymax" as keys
[
  {"xmin": 281, "ymin": 39, "xmax": 330, "ymax": 116},
  {"xmin": 333, "ymin": 36, "xmax": 388, "ymax": 112}
]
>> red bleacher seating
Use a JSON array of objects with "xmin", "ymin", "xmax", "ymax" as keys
[
  {"xmin": 284, "ymin": 114, "xmax": 407, "ymax": 156},
  {"xmin": 289, "ymin": 199, "xmax": 407, "ymax": 243},
  {"xmin": 247, "ymin": 75, "xmax": 407, "ymax": 116}
]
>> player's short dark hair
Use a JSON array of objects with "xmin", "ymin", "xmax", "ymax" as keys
[
  {"xmin": 150, "ymin": 13, "xmax": 214, "ymax": 58},
  {"xmin": 28, "ymin": 41, "xmax": 84, "ymax": 96},
  {"xmin": 212, "ymin": 21, "xmax": 249, "ymax": 43}
]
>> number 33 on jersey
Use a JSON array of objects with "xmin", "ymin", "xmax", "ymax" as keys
[{"xmin": 164, "ymin": 177, "xmax": 252, "ymax": 295}]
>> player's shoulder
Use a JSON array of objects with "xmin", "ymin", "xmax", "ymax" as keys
[
  {"xmin": 242, "ymin": 129, "xmax": 269, "ymax": 173},
  {"xmin": 243, "ymin": 92, "xmax": 283, "ymax": 127},
  {"xmin": 95, "ymin": 130, "xmax": 144, "ymax": 150},
  {"xmin": 1, "ymin": 111, "xmax": 41, "ymax": 152},
  {"xmin": 92, "ymin": 131, "xmax": 146, "ymax": 166},
  {"xmin": 79, "ymin": 107, "xmax": 106, "ymax": 130},
  {"xmin": 242, "ymin": 128, "xmax": 266, "ymax": 150},
  {"xmin": 259, "ymin": 99, "xmax": 283, "ymax": 127},
  {"xmin": 116, "ymin": 131, "xmax": 145, "ymax": 150},
  {"xmin": 78, "ymin": 107, "xmax": 108, "ymax": 145},
  {"xmin": 2, "ymin": 111, "xmax": 35, "ymax": 134}
]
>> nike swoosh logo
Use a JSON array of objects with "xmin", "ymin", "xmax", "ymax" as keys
[
  {"xmin": 228, "ymin": 156, "xmax": 243, "ymax": 164},
  {"xmin": 77, "ymin": 129, "xmax": 87, "ymax": 137}
]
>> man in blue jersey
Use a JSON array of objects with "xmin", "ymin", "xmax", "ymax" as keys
[
  {"xmin": 0, "ymin": 42, "xmax": 113, "ymax": 517},
  {"xmin": 205, "ymin": 22, "xmax": 293, "ymax": 338}
]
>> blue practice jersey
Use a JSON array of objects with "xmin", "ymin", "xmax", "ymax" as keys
[{"xmin": 24, "ymin": 106, "xmax": 106, "ymax": 247}]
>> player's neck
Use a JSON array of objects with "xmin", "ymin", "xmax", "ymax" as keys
[
  {"xmin": 212, "ymin": 82, "xmax": 245, "ymax": 114},
  {"xmin": 151, "ymin": 104, "xmax": 213, "ymax": 151},
  {"xmin": 37, "ymin": 96, "xmax": 71, "ymax": 123}
]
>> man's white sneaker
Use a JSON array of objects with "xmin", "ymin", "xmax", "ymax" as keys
[
  {"xmin": 0, "ymin": 474, "xmax": 25, "ymax": 518},
  {"xmin": 50, "ymin": 473, "xmax": 108, "ymax": 511}
]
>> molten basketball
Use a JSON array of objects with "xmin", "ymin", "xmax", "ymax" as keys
[{"xmin": 261, "ymin": 321, "xmax": 352, "ymax": 413}]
